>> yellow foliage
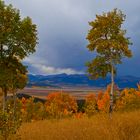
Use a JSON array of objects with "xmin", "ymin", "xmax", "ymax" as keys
[{"xmin": 115, "ymin": 87, "xmax": 140, "ymax": 111}]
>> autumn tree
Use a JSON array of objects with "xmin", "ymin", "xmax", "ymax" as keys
[
  {"xmin": 0, "ymin": 0, "xmax": 38, "ymax": 111},
  {"xmin": 46, "ymin": 92, "xmax": 77, "ymax": 118},
  {"xmin": 0, "ymin": 57, "xmax": 28, "ymax": 111},
  {"xmin": 85, "ymin": 93, "xmax": 97, "ymax": 116},
  {"xmin": 86, "ymin": 9, "xmax": 132, "ymax": 112}
]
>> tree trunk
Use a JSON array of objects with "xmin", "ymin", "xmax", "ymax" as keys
[
  {"xmin": 110, "ymin": 63, "xmax": 114, "ymax": 113},
  {"xmin": 13, "ymin": 92, "xmax": 17, "ymax": 121},
  {"xmin": 2, "ymin": 88, "xmax": 7, "ymax": 112}
]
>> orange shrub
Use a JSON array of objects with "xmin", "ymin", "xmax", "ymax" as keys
[
  {"xmin": 84, "ymin": 93, "xmax": 97, "ymax": 116},
  {"xmin": 136, "ymin": 91, "xmax": 140, "ymax": 97},
  {"xmin": 86, "ymin": 93, "xmax": 96, "ymax": 102},
  {"xmin": 20, "ymin": 97, "xmax": 46, "ymax": 121},
  {"xmin": 84, "ymin": 88, "xmax": 110, "ymax": 114},
  {"xmin": 97, "ymin": 89, "xmax": 110, "ymax": 113},
  {"xmin": 96, "ymin": 84, "xmax": 120, "ymax": 113},
  {"xmin": 97, "ymin": 91, "xmax": 103, "ymax": 100},
  {"xmin": 46, "ymin": 92, "xmax": 78, "ymax": 118},
  {"xmin": 73, "ymin": 112, "xmax": 85, "ymax": 119}
]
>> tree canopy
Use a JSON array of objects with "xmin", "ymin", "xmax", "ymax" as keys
[
  {"xmin": 0, "ymin": 0, "xmax": 37, "ymax": 60},
  {"xmin": 0, "ymin": 0, "xmax": 38, "ymax": 111},
  {"xmin": 86, "ymin": 9, "xmax": 132, "ymax": 79}
]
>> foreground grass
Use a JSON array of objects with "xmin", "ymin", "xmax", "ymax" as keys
[{"xmin": 18, "ymin": 111, "xmax": 140, "ymax": 140}]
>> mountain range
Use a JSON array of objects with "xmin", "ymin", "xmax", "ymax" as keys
[{"xmin": 27, "ymin": 74, "xmax": 140, "ymax": 89}]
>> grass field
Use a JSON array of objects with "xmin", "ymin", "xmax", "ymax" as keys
[{"xmin": 18, "ymin": 110, "xmax": 140, "ymax": 140}]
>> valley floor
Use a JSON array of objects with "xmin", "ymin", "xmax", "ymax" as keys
[
  {"xmin": 18, "ymin": 87, "xmax": 105, "ymax": 100},
  {"xmin": 18, "ymin": 110, "xmax": 140, "ymax": 140}
]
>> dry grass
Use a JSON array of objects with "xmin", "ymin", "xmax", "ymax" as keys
[{"xmin": 17, "ymin": 110, "xmax": 140, "ymax": 140}]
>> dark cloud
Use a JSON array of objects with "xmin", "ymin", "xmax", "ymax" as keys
[{"xmin": 4, "ymin": 0, "xmax": 140, "ymax": 76}]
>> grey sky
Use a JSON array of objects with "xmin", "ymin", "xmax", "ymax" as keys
[{"xmin": 4, "ymin": 0, "xmax": 140, "ymax": 76}]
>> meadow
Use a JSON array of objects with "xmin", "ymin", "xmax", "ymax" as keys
[
  {"xmin": 1, "ymin": 85, "xmax": 140, "ymax": 140},
  {"xmin": 18, "ymin": 110, "xmax": 140, "ymax": 140}
]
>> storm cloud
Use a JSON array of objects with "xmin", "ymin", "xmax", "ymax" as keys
[{"xmin": 4, "ymin": 0, "xmax": 140, "ymax": 76}]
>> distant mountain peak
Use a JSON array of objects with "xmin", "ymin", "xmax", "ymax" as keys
[{"xmin": 27, "ymin": 74, "xmax": 140, "ymax": 89}]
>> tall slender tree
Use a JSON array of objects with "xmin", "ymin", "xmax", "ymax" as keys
[
  {"xmin": 0, "ymin": 0, "xmax": 38, "ymax": 111},
  {"xmin": 86, "ymin": 9, "xmax": 132, "ymax": 112}
]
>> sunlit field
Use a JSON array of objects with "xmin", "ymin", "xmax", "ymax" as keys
[{"xmin": 18, "ymin": 110, "xmax": 140, "ymax": 140}]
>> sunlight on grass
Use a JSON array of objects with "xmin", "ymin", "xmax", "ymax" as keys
[{"xmin": 18, "ymin": 110, "xmax": 140, "ymax": 140}]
